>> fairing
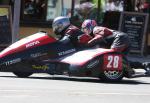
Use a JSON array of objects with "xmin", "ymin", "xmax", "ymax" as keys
[
  {"xmin": 0, "ymin": 31, "xmax": 131, "ymax": 80},
  {"xmin": 60, "ymin": 48, "xmax": 114, "ymax": 65},
  {"xmin": 0, "ymin": 32, "xmax": 56, "ymax": 58}
]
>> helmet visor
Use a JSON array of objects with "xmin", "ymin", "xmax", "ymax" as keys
[
  {"xmin": 81, "ymin": 27, "xmax": 91, "ymax": 35},
  {"xmin": 52, "ymin": 22, "xmax": 63, "ymax": 33}
]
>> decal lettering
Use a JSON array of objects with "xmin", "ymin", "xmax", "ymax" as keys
[
  {"xmin": 103, "ymin": 55, "xmax": 122, "ymax": 71},
  {"xmin": 58, "ymin": 49, "xmax": 76, "ymax": 56},
  {"xmin": 30, "ymin": 53, "xmax": 47, "ymax": 58},
  {"xmin": 87, "ymin": 60, "xmax": 99, "ymax": 68},
  {"xmin": 107, "ymin": 55, "xmax": 120, "ymax": 68},
  {"xmin": 32, "ymin": 65, "xmax": 49, "ymax": 70},
  {"xmin": 26, "ymin": 41, "xmax": 40, "ymax": 48},
  {"xmin": 5, "ymin": 58, "xmax": 21, "ymax": 66}
]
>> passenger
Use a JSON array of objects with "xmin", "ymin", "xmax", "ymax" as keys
[
  {"xmin": 81, "ymin": 19, "xmax": 130, "ymax": 55},
  {"xmin": 81, "ymin": 19, "xmax": 150, "ymax": 74},
  {"xmin": 52, "ymin": 16, "xmax": 92, "ymax": 48}
]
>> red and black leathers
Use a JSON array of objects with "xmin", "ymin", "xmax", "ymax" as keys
[
  {"xmin": 88, "ymin": 27, "xmax": 130, "ymax": 54},
  {"xmin": 59, "ymin": 25, "xmax": 92, "ymax": 48}
]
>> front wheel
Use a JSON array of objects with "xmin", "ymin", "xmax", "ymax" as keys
[{"xmin": 13, "ymin": 72, "xmax": 33, "ymax": 78}]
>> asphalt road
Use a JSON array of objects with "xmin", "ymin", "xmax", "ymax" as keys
[{"xmin": 0, "ymin": 72, "xmax": 150, "ymax": 103}]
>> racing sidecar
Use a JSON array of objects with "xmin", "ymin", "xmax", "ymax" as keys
[{"xmin": 0, "ymin": 31, "xmax": 135, "ymax": 81}]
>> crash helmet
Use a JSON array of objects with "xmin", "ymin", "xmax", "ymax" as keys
[
  {"xmin": 52, "ymin": 16, "xmax": 70, "ymax": 35},
  {"xmin": 81, "ymin": 19, "xmax": 97, "ymax": 35}
]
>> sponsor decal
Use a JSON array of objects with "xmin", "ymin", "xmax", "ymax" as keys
[
  {"xmin": 87, "ymin": 60, "xmax": 99, "ymax": 69},
  {"xmin": 58, "ymin": 49, "xmax": 76, "ymax": 56},
  {"xmin": 103, "ymin": 54, "xmax": 122, "ymax": 71},
  {"xmin": 32, "ymin": 65, "xmax": 49, "ymax": 70},
  {"xmin": 30, "ymin": 53, "xmax": 47, "ymax": 58},
  {"xmin": 5, "ymin": 58, "xmax": 21, "ymax": 66},
  {"xmin": 26, "ymin": 41, "xmax": 40, "ymax": 48}
]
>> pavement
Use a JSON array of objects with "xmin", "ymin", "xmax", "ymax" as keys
[{"xmin": 0, "ymin": 72, "xmax": 150, "ymax": 103}]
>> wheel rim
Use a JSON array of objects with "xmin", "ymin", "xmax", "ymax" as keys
[{"xmin": 104, "ymin": 70, "xmax": 123, "ymax": 80}]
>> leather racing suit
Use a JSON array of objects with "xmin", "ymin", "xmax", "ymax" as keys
[
  {"xmin": 88, "ymin": 27, "xmax": 130, "ymax": 54},
  {"xmin": 60, "ymin": 25, "xmax": 92, "ymax": 48}
]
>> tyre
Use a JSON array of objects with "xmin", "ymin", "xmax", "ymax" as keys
[
  {"xmin": 13, "ymin": 72, "xmax": 33, "ymax": 78},
  {"xmin": 100, "ymin": 70, "xmax": 123, "ymax": 82}
]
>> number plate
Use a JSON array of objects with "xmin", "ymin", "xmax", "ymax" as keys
[{"xmin": 103, "ymin": 54, "xmax": 122, "ymax": 71}]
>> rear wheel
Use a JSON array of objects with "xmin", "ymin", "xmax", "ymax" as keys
[
  {"xmin": 13, "ymin": 72, "xmax": 33, "ymax": 78},
  {"xmin": 100, "ymin": 70, "xmax": 123, "ymax": 82}
]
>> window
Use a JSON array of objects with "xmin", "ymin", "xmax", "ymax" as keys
[
  {"xmin": 21, "ymin": 0, "xmax": 72, "ymax": 26},
  {"xmin": 71, "ymin": 0, "xmax": 99, "ymax": 27},
  {"xmin": 46, "ymin": 0, "xmax": 72, "ymax": 20},
  {"xmin": 0, "ymin": 6, "xmax": 12, "ymax": 46},
  {"xmin": 102, "ymin": 0, "xmax": 124, "ymax": 12},
  {"xmin": 21, "ymin": 0, "xmax": 47, "ymax": 21}
]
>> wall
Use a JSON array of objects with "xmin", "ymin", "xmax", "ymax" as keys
[
  {"xmin": 148, "ymin": 33, "xmax": 150, "ymax": 46},
  {"xmin": 19, "ymin": 26, "xmax": 55, "ymax": 39}
]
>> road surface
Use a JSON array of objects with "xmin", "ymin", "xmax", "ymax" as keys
[{"xmin": 0, "ymin": 72, "xmax": 150, "ymax": 103}]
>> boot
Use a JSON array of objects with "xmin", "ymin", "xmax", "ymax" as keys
[{"xmin": 142, "ymin": 62, "xmax": 150, "ymax": 75}]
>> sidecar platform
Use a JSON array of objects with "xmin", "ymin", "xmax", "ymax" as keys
[
  {"xmin": 127, "ymin": 54, "xmax": 150, "ymax": 78},
  {"xmin": 60, "ymin": 48, "xmax": 113, "ymax": 66}
]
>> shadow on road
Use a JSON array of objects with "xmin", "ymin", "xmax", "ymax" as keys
[{"xmin": 0, "ymin": 74, "xmax": 150, "ymax": 85}]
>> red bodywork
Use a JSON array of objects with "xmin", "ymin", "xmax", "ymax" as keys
[
  {"xmin": 61, "ymin": 48, "xmax": 115, "ymax": 65},
  {"xmin": 0, "ymin": 32, "xmax": 56, "ymax": 58},
  {"xmin": 0, "ymin": 32, "xmax": 131, "ymax": 82}
]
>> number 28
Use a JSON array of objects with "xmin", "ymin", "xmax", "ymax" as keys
[{"xmin": 107, "ymin": 55, "xmax": 120, "ymax": 68}]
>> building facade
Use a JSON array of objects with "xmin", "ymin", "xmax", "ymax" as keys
[{"xmin": 0, "ymin": 0, "xmax": 150, "ymax": 53}]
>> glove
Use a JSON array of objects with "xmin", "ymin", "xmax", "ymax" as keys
[
  {"xmin": 87, "ymin": 35, "xmax": 103, "ymax": 46},
  {"xmin": 78, "ymin": 34, "xmax": 92, "ymax": 44}
]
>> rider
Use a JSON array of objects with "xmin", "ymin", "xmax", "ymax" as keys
[
  {"xmin": 81, "ymin": 19, "xmax": 130, "ymax": 55},
  {"xmin": 52, "ymin": 16, "xmax": 92, "ymax": 48}
]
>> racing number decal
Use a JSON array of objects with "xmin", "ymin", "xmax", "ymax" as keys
[
  {"xmin": 103, "ymin": 54, "xmax": 122, "ymax": 71},
  {"xmin": 107, "ymin": 56, "xmax": 119, "ymax": 68}
]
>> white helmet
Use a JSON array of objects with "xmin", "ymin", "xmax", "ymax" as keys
[{"xmin": 52, "ymin": 16, "xmax": 70, "ymax": 35}]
